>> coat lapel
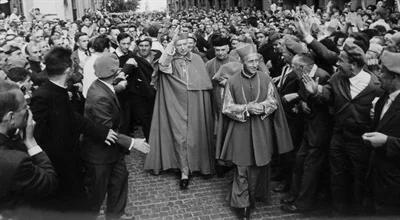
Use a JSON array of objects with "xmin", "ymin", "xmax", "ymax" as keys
[
  {"xmin": 377, "ymin": 95, "xmax": 400, "ymax": 131},
  {"xmin": 338, "ymin": 76, "xmax": 352, "ymax": 101},
  {"xmin": 96, "ymin": 80, "xmax": 121, "ymax": 111}
]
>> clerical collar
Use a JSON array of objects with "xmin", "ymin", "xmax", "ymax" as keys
[
  {"xmin": 241, "ymin": 69, "xmax": 256, "ymax": 79},
  {"xmin": 49, "ymin": 80, "xmax": 67, "ymax": 89}
]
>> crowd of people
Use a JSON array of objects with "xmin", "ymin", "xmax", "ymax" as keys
[{"xmin": 1, "ymin": 0, "xmax": 400, "ymax": 219}]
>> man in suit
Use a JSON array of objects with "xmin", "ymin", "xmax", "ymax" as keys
[
  {"xmin": 30, "ymin": 47, "xmax": 119, "ymax": 214},
  {"xmin": 281, "ymin": 54, "xmax": 332, "ymax": 212},
  {"xmin": 83, "ymin": 53, "xmax": 149, "ymax": 220},
  {"xmin": 115, "ymin": 33, "xmax": 160, "ymax": 139},
  {"xmin": 363, "ymin": 51, "xmax": 400, "ymax": 212},
  {"xmin": 301, "ymin": 42, "xmax": 383, "ymax": 214},
  {"xmin": 0, "ymin": 80, "xmax": 57, "ymax": 218},
  {"xmin": 273, "ymin": 36, "xmax": 308, "ymax": 193}
]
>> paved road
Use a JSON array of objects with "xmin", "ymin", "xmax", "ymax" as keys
[{"xmin": 123, "ymin": 151, "xmax": 303, "ymax": 220}]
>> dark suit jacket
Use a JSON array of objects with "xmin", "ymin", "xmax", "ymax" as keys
[
  {"xmin": 0, "ymin": 134, "xmax": 57, "ymax": 211},
  {"xmin": 83, "ymin": 79, "xmax": 132, "ymax": 164},
  {"xmin": 31, "ymin": 80, "xmax": 108, "ymax": 196},
  {"xmin": 308, "ymin": 38, "xmax": 339, "ymax": 75},
  {"xmin": 370, "ymin": 93, "xmax": 400, "ymax": 206},
  {"xmin": 319, "ymin": 71, "xmax": 383, "ymax": 139},
  {"xmin": 298, "ymin": 68, "xmax": 333, "ymax": 147},
  {"xmin": 116, "ymin": 50, "xmax": 160, "ymax": 100}
]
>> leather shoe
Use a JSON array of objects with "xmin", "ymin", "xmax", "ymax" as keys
[{"xmin": 179, "ymin": 179, "xmax": 189, "ymax": 190}]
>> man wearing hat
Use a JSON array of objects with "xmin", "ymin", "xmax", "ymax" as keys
[
  {"xmin": 301, "ymin": 42, "xmax": 383, "ymax": 214},
  {"xmin": 362, "ymin": 51, "xmax": 400, "ymax": 212},
  {"xmin": 83, "ymin": 53, "xmax": 149, "ymax": 220},
  {"xmin": 218, "ymin": 44, "xmax": 293, "ymax": 219},
  {"xmin": 144, "ymin": 30, "xmax": 214, "ymax": 190},
  {"xmin": 205, "ymin": 36, "xmax": 239, "ymax": 176}
]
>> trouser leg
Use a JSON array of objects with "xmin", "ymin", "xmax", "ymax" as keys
[
  {"xmin": 295, "ymin": 146, "xmax": 326, "ymax": 209},
  {"xmin": 230, "ymin": 166, "xmax": 251, "ymax": 208},
  {"xmin": 84, "ymin": 163, "xmax": 111, "ymax": 218},
  {"xmin": 290, "ymin": 140, "xmax": 308, "ymax": 198},
  {"xmin": 346, "ymin": 142, "xmax": 371, "ymax": 212},
  {"xmin": 329, "ymin": 134, "xmax": 350, "ymax": 213},
  {"xmin": 106, "ymin": 158, "xmax": 129, "ymax": 219}
]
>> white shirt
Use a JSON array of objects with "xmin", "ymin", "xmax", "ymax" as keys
[
  {"xmin": 349, "ymin": 70, "xmax": 371, "ymax": 99},
  {"xmin": 77, "ymin": 49, "xmax": 88, "ymax": 69},
  {"xmin": 277, "ymin": 64, "xmax": 292, "ymax": 88},
  {"xmin": 82, "ymin": 53, "xmax": 100, "ymax": 98},
  {"xmin": 380, "ymin": 90, "xmax": 400, "ymax": 119}
]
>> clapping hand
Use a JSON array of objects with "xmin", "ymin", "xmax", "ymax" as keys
[
  {"xmin": 171, "ymin": 25, "xmax": 181, "ymax": 43},
  {"xmin": 301, "ymin": 74, "xmax": 319, "ymax": 95},
  {"xmin": 362, "ymin": 132, "xmax": 388, "ymax": 148},
  {"xmin": 105, "ymin": 129, "xmax": 118, "ymax": 146},
  {"xmin": 24, "ymin": 110, "xmax": 38, "ymax": 149},
  {"xmin": 295, "ymin": 15, "xmax": 312, "ymax": 41},
  {"xmin": 133, "ymin": 138, "xmax": 150, "ymax": 154},
  {"xmin": 126, "ymin": 58, "xmax": 138, "ymax": 67}
]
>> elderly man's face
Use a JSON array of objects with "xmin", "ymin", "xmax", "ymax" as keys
[
  {"xmin": 28, "ymin": 44, "xmax": 42, "ymax": 62},
  {"xmin": 244, "ymin": 54, "xmax": 259, "ymax": 74},
  {"xmin": 214, "ymin": 45, "xmax": 229, "ymax": 60},
  {"xmin": 187, "ymin": 38, "xmax": 196, "ymax": 52},
  {"xmin": 175, "ymin": 39, "xmax": 188, "ymax": 56},
  {"xmin": 138, "ymin": 41, "xmax": 151, "ymax": 58}
]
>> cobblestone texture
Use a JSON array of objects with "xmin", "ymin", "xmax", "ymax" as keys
[{"xmin": 121, "ymin": 150, "xmax": 304, "ymax": 220}]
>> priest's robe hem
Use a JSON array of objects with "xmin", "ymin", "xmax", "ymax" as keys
[{"xmin": 144, "ymin": 71, "xmax": 215, "ymax": 175}]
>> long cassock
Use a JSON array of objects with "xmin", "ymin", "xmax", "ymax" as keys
[
  {"xmin": 218, "ymin": 68, "xmax": 294, "ymax": 207},
  {"xmin": 144, "ymin": 49, "xmax": 215, "ymax": 175}
]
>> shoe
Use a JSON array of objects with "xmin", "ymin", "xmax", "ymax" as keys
[
  {"xmin": 119, "ymin": 213, "xmax": 135, "ymax": 220},
  {"xmin": 280, "ymin": 195, "xmax": 296, "ymax": 204},
  {"xmin": 179, "ymin": 178, "xmax": 189, "ymax": 190},
  {"xmin": 280, "ymin": 204, "xmax": 305, "ymax": 213},
  {"xmin": 107, "ymin": 212, "xmax": 135, "ymax": 220},
  {"xmin": 273, "ymin": 182, "xmax": 289, "ymax": 193}
]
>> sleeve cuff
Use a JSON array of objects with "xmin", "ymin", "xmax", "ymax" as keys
[
  {"xmin": 304, "ymin": 35, "xmax": 314, "ymax": 44},
  {"xmin": 129, "ymin": 138, "xmax": 135, "ymax": 151},
  {"xmin": 28, "ymin": 145, "xmax": 43, "ymax": 156}
]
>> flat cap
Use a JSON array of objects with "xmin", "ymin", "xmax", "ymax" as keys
[
  {"xmin": 381, "ymin": 50, "xmax": 400, "ymax": 75},
  {"xmin": 343, "ymin": 41, "xmax": 366, "ymax": 63},
  {"xmin": 94, "ymin": 53, "xmax": 120, "ymax": 79}
]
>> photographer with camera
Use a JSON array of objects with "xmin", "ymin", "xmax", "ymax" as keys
[{"xmin": 0, "ymin": 80, "xmax": 58, "ymax": 219}]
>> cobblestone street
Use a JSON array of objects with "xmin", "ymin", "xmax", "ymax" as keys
[{"xmin": 123, "ymin": 151, "xmax": 302, "ymax": 220}]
